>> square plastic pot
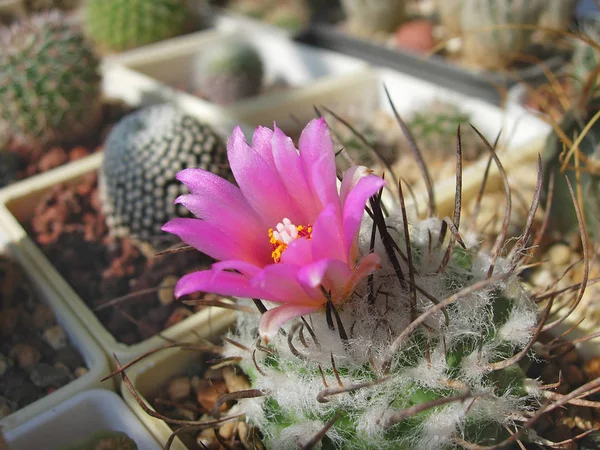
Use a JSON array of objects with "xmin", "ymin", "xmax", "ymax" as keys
[
  {"xmin": 0, "ymin": 152, "xmax": 237, "ymax": 371},
  {"xmin": 101, "ymin": 27, "xmax": 370, "ymax": 129},
  {"xmin": 0, "ymin": 234, "xmax": 111, "ymax": 432},
  {"xmin": 4, "ymin": 389, "xmax": 162, "ymax": 449},
  {"xmin": 121, "ymin": 311, "xmax": 235, "ymax": 450}
]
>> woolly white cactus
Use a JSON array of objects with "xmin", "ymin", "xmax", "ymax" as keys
[{"xmin": 222, "ymin": 209, "xmax": 544, "ymax": 449}]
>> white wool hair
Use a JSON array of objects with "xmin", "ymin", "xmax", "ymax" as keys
[
  {"xmin": 418, "ymin": 403, "xmax": 468, "ymax": 450},
  {"xmin": 268, "ymin": 421, "xmax": 328, "ymax": 450}
]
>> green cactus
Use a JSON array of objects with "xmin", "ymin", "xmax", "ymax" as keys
[
  {"xmin": 408, "ymin": 102, "xmax": 486, "ymax": 162},
  {"xmin": 195, "ymin": 40, "xmax": 264, "ymax": 105},
  {"xmin": 460, "ymin": 0, "xmax": 546, "ymax": 69},
  {"xmin": 0, "ymin": 12, "xmax": 102, "ymax": 147},
  {"xmin": 62, "ymin": 430, "xmax": 138, "ymax": 450},
  {"xmin": 572, "ymin": 20, "xmax": 600, "ymax": 97},
  {"xmin": 542, "ymin": 97, "xmax": 600, "ymax": 241},
  {"xmin": 340, "ymin": 0, "xmax": 407, "ymax": 36},
  {"xmin": 23, "ymin": 0, "xmax": 80, "ymax": 13},
  {"xmin": 99, "ymin": 104, "xmax": 231, "ymax": 249},
  {"xmin": 224, "ymin": 214, "xmax": 543, "ymax": 449},
  {"xmin": 83, "ymin": 0, "xmax": 190, "ymax": 53}
]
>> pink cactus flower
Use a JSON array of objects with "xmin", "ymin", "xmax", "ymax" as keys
[{"xmin": 163, "ymin": 118, "xmax": 386, "ymax": 340}]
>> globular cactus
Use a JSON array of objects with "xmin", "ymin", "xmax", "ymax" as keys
[
  {"xmin": 194, "ymin": 40, "xmax": 264, "ymax": 105},
  {"xmin": 460, "ymin": 0, "xmax": 546, "ymax": 70},
  {"xmin": 571, "ymin": 20, "xmax": 600, "ymax": 97},
  {"xmin": 0, "ymin": 12, "xmax": 102, "ymax": 147},
  {"xmin": 83, "ymin": 0, "xmax": 190, "ymax": 53},
  {"xmin": 537, "ymin": 0, "xmax": 577, "ymax": 36},
  {"xmin": 62, "ymin": 430, "xmax": 138, "ymax": 450},
  {"xmin": 224, "ymin": 213, "xmax": 544, "ymax": 449},
  {"xmin": 542, "ymin": 98, "xmax": 600, "ymax": 242},
  {"xmin": 340, "ymin": 0, "xmax": 407, "ymax": 37},
  {"xmin": 99, "ymin": 104, "xmax": 230, "ymax": 249},
  {"xmin": 408, "ymin": 102, "xmax": 486, "ymax": 161},
  {"xmin": 24, "ymin": 0, "xmax": 80, "ymax": 13}
]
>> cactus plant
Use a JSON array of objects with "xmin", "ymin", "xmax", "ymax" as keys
[
  {"xmin": 99, "ymin": 104, "xmax": 230, "ymax": 249},
  {"xmin": 0, "ymin": 12, "xmax": 102, "ymax": 147},
  {"xmin": 460, "ymin": 0, "xmax": 546, "ymax": 70},
  {"xmin": 408, "ymin": 102, "xmax": 486, "ymax": 162},
  {"xmin": 24, "ymin": 0, "xmax": 80, "ymax": 13},
  {"xmin": 542, "ymin": 97, "xmax": 600, "ymax": 241},
  {"xmin": 572, "ymin": 19, "xmax": 600, "ymax": 97},
  {"xmin": 83, "ymin": 0, "xmax": 190, "ymax": 53},
  {"xmin": 537, "ymin": 0, "xmax": 577, "ymax": 37},
  {"xmin": 222, "ymin": 212, "xmax": 543, "ymax": 449},
  {"xmin": 436, "ymin": 0, "xmax": 463, "ymax": 37},
  {"xmin": 340, "ymin": 0, "xmax": 407, "ymax": 37},
  {"xmin": 194, "ymin": 40, "xmax": 264, "ymax": 105}
]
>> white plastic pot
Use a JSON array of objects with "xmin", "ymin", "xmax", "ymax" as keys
[
  {"xmin": 121, "ymin": 312, "xmax": 236, "ymax": 450},
  {"xmin": 101, "ymin": 27, "xmax": 369, "ymax": 129},
  {"xmin": 0, "ymin": 153, "xmax": 237, "ymax": 372},
  {"xmin": 4, "ymin": 389, "xmax": 162, "ymax": 450},
  {"xmin": 0, "ymin": 235, "xmax": 111, "ymax": 432}
]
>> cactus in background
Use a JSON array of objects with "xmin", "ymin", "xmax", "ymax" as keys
[
  {"xmin": 194, "ymin": 40, "xmax": 264, "ymax": 105},
  {"xmin": 408, "ymin": 101, "xmax": 486, "ymax": 161},
  {"xmin": 24, "ymin": 0, "xmax": 80, "ymax": 13},
  {"xmin": 572, "ymin": 19, "xmax": 600, "ymax": 97},
  {"xmin": 99, "ymin": 104, "xmax": 231, "ymax": 250},
  {"xmin": 0, "ymin": 12, "xmax": 102, "ymax": 147},
  {"xmin": 542, "ymin": 97, "xmax": 600, "ymax": 241},
  {"xmin": 460, "ymin": 0, "xmax": 546, "ymax": 69},
  {"xmin": 340, "ymin": 0, "xmax": 407, "ymax": 37},
  {"xmin": 537, "ymin": 0, "xmax": 577, "ymax": 36},
  {"xmin": 264, "ymin": 0, "xmax": 310, "ymax": 32},
  {"xmin": 224, "ymin": 212, "xmax": 542, "ymax": 449},
  {"xmin": 83, "ymin": 0, "xmax": 190, "ymax": 52},
  {"xmin": 436, "ymin": 0, "xmax": 463, "ymax": 37}
]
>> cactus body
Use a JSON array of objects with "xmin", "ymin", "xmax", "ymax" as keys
[
  {"xmin": 408, "ymin": 102, "xmax": 486, "ymax": 162},
  {"xmin": 341, "ymin": 0, "xmax": 407, "ymax": 36},
  {"xmin": 24, "ymin": 0, "xmax": 80, "ymax": 13},
  {"xmin": 195, "ymin": 41, "xmax": 264, "ymax": 105},
  {"xmin": 572, "ymin": 20, "xmax": 600, "ymax": 96},
  {"xmin": 225, "ymin": 215, "xmax": 542, "ymax": 449},
  {"xmin": 460, "ymin": 0, "xmax": 545, "ymax": 69},
  {"xmin": 0, "ymin": 12, "xmax": 102, "ymax": 147},
  {"xmin": 436, "ymin": 0, "xmax": 463, "ymax": 36},
  {"xmin": 542, "ymin": 98, "xmax": 600, "ymax": 240},
  {"xmin": 83, "ymin": 0, "xmax": 189, "ymax": 52},
  {"xmin": 99, "ymin": 105, "xmax": 230, "ymax": 247}
]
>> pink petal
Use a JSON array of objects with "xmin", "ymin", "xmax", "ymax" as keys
[
  {"xmin": 175, "ymin": 170, "xmax": 263, "ymax": 239},
  {"xmin": 340, "ymin": 166, "xmax": 370, "ymax": 207},
  {"xmin": 174, "ymin": 268, "xmax": 267, "ymax": 298},
  {"xmin": 280, "ymin": 237, "xmax": 313, "ymax": 266},
  {"xmin": 298, "ymin": 118, "xmax": 338, "ymax": 210},
  {"xmin": 342, "ymin": 175, "xmax": 387, "ymax": 259},
  {"xmin": 271, "ymin": 126, "xmax": 319, "ymax": 223},
  {"xmin": 251, "ymin": 264, "xmax": 323, "ymax": 303},
  {"xmin": 162, "ymin": 218, "xmax": 270, "ymax": 266},
  {"xmin": 349, "ymin": 252, "xmax": 381, "ymax": 287},
  {"xmin": 251, "ymin": 126, "xmax": 276, "ymax": 172},
  {"xmin": 259, "ymin": 303, "xmax": 322, "ymax": 342},
  {"xmin": 297, "ymin": 259, "xmax": 351, "ymax": 302},
  {"xmin": 310, "ymin": 204, "xmax": 346, "ymax": 262},
  {"xmin": 211, "ymin": 260, "xmax": 262, "ymax": 278},
  {"xmin": 227, "ymin": 127, "xmax": 301, "ymax": 226}
]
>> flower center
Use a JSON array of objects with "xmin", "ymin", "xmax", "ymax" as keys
[{"xmin": 268, "ymin": 218, "xmax": 312, "ymax": 263}]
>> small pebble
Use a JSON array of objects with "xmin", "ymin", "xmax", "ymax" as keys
[
  {"xmin": 531, "ymin": 269, "xmax": 554, "ymax": 288},
  {"xmin": 223, "ymin": 366, "xmax": 250, "ymax": 393},
  {"xmin": 547, "ymin": 243, "xmax": 572, "ymax": 267},
  {"xmin": 0, "ymin": 396, "xmax": 16, "ymax": 418},
  {"xmin": 196, "ymin": 380, "xmax": 228, "ymax": 412},
  {"xmin": 197, "ymin": 428, "xmax": 219, "ymax": 450},
  {"xmin": 29, "ymin": 363, "xmax": 71, "ymax": 388},
  {"xmin": 584, "ymin": 357, "xmax": 600, "ymax": 380},
  {"xmin": 0, "ymin": 308, "xmax": 19, "ymax": 336},
  {"xmin": 74, "ymin": 366, "xmax": 88, "ymax": 378},
  {"xmin": 32, "ymin": 304, "xmax": 56, "ymax": 329},
  {"xmin": 157, "ymin": 275, "xmax": 178, "ymax": 306},
  {"xmin": 0, "ymin": 354, "xmax": 12, "ymax": 377},
  {"xmin": 167, "ymin": 376, "xmax": 191, "ymax": 402},
  {"xmin": 43, "ymin": 325, "xmax": 68, "ymax": 350},
  {"xmin": 53, "ymin": 347, "xmax": 85, "ymax": 371},
  {"xmin": 564, "ymin": 364, "xmax": 585, "ymax": 386},
  {"xmin": 9, "ymin": 344, "xmax": 41, "ymax": 371},
  {"xmin": 219, "ymin": 420, "xmax": 237, "ymax": 440}
]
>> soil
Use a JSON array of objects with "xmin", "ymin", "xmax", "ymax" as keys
[
  {"xmin": 151, "ymin": 355, "xmax": 262, "ymax": 450},
  {"xmin": 0, "ymin": 256, "xmax": 87, "ymax": 418},
  {"xmin": 24, "ymin": 171, "xmax": 218, "ymax": 346},
  {"xmin": 1, "ymin": 100, "xmax": 131, "ymax": 188}
]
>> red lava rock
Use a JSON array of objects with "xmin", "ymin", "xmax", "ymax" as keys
[
  {"xmin": 38, "ymin": 147, "xmax": 68, "ymax": 173},
  {"xmin": 69, "ymin": 146, "xmax": 90, "ymax": 161},
  {"xmin": 196, "ymin": 380, "xmax": 228, "ymax": 412},
  {"xmin": 395, "ymin": 19, "xmax": 435, "ymax": 54}
]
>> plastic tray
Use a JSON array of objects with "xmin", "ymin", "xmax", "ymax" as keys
[
  {"xmin": 0, "ymin": 153, "xmax": 236, "ymax": 370},
  {"xmin": 296, "ymin": 23, "xmax": 568, "ymax": 106},
  {"xmin": 4, "ymin": 389, "xmax": 162, "ymax": 450},
  {"xmin": 0, "ymin": 234, "xmax": 111, "ymax": 432}
]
